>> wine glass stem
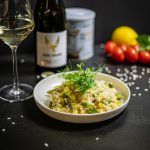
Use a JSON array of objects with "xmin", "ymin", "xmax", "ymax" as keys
[{"xmin": 11, "ymin": 46, "xmax": 20, "ymax": 94}]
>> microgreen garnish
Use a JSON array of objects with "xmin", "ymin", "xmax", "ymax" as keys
[{"xmin": 60, "ymin": 63, "xmax": 104, "ymax": 93}]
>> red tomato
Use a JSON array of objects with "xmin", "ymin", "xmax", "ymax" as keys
[
  {"xmin": 125, "ymin": 47, "xmax": 139, "ymax": 63},
  {"xmin": 118, "ymin": 43, "xmax": 128, "ymax": 52},
  {"xmin": 104, "ymin": 41, "xmax": 117, "ymax": 56},
  {"xmin": 139, "ymin": 51, "xmax": 150, "ymax": 64},
  {"xmin": 112, "ymin": 47, "xmax": 125, "ymax": 63},
  {"xmin": 131, "ymin": 44, "xmax": 140, "ymax": 52}
]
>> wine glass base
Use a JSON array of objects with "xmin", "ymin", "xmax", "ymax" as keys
[{"xmin": 0, "ymin": 83, "xmax": 33, "ymax": 102}]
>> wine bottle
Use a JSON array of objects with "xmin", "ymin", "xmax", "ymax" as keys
[{"xmin": 34, "ymin": 0, "xmax": 67, "ymax": 73}]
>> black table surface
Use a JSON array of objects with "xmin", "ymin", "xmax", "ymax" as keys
[{"xmin": 0, "ymin": 46, "xmax": 150, "ymax": 150}]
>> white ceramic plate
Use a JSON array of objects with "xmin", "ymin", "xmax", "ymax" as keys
[{"xmin": 33, "ymin": 73, "xmax": 130, "ymax": 123}]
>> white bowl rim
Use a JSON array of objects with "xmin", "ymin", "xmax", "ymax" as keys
[{"xmin": 33, "ymin": 72, "xmax": 131, "ymax": 117}]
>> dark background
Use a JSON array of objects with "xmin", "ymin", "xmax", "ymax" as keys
[
  {"xmin": 1, "ymin": 1, "xmax": 150, "ymax": 150},
  {"xmin": 1, "ymin": 0, "xmax": 150, "ymax": 55}
]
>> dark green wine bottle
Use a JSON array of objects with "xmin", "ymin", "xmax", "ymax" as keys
[{"xmin": 34, "ymin": 0, "xmax": 67, "ymax": 73}]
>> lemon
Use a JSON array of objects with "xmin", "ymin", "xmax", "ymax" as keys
[{"xmin": 112, "ymin": 26, "xmax": 138, "ymax": 46}]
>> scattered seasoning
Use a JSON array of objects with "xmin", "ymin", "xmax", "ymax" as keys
[{"xmin": 44, "ymin": 143, "xmax": 49, "ymax": 147}]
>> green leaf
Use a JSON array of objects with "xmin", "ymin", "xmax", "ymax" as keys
[
  {"xmin": 116, "ymin": 93, "xmax": 125, "ymax": 99},
  {"xmin": 86, "ymin": 108, "xmax": 98, "ymax": 114},
  {"xmin": 47, "ymin": 89, "xmax": 54, "ymax": 94},
  {"xmin": 136, "ymin": 34, "xmax": 150, "ymax": 51}
]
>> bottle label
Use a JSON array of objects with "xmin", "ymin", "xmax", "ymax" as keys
[{"xmin": 37, "ymin": 31, "xmax": 67, "ymax": 68}]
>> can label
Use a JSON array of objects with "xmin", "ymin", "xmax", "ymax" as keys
[
  {"xmin": 37, "ymin": 31, "xmax": 67, "ymax": 68},
  {"xmin": 67, "ymin": 19, "xmax": 94, "ymax": 60}
]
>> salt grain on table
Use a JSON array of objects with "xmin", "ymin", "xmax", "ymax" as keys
[
  {"xmin": 119, "ymin": 77, "xmax": 122, "ymax": 80},
  {"xmin": 7, "ymin": 117, "xmax": 11, "ymax": 120},
  {"xmin": 21, "ymin": 115, "xmax": 24, "ymax": 118},
  {"xmin": 128, "ymin": 83, "xmax": 132, "ymax": 87},
  {"xmin": 132, "ymin": 94, "xmax": 136, "ymax": 96},
  {"xmin": 146, "ymin": 69, "xmax": 150, "ymax": 74},
  {"xmin": 138, "ymin": 93, "xmax": 142, "ymax": 96},
  {"xmin": 141, "ymin": 72, "xmax": 145, "ymax": 75},
  {"xmin": 107, "ymin": 66, "xmax": 149, "ymax": 98},
  {"xmin": 123, "ymin": 72, "xmax": 127, "ymax": 76},
  {"xmin": 2, "ymin": 128, "xmax": 6, "ymax": 132},
  {"xmin": 96, "ymin": 137, "xmax": 99, "ymax": 141},
  {"xmin": 44, "ymin": 143, "xmax": 49, "ymax": 147},
  {"xmin": 144, "ymin": 89, "xmax": 148, "ymax": 92},
  {"xmin": 132, "ymin": 70, "xmax": 137, "ymax": 73},
  {"xmin": 129, "ymin": 77, "xmax": 132, "ymax": 80},
  {"xmin": 124, "ymin": 78, "xmax": 128, "ymax": 82},
  {"xmin": 11, "ymin": 122, "xmax": 15, "ymax": 125},
  {"xmin": 36, "ymin": 75, "xmax": 40, "ymax": 79},
  {"xmin": 138, "ymin": 75, "xmax": 142, "ymax": 79},
  {"xmin": 117, "ymin": 68, "xmax": 121, "ymax": 72},
  {"xmin": 116, "ymin": 73, "xmax": 121, "ymax": 77},
  {"xmin": 131, "ymin": 82, "xmax": 135, "ymax": 85},
  {"xmin": 136, "ymin": 87, "xmax": 140, "ymax": 90},
  {"xmin": 133, "ymin": 75, "xmax": 138, "ymax": 81}
]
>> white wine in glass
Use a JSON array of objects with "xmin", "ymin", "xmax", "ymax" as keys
[{"xmin": 0, "ymin": 0, "xmax": 34, "ymax": 102}]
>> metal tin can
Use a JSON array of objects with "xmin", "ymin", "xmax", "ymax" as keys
[{"xmin": 66, "ymin": 8, "xmax": 96, "ymax": 60}]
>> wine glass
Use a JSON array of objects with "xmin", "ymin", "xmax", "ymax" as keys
[{"xmin": 0, "ymin": 0, "xmax": 34, "ymax": 102}]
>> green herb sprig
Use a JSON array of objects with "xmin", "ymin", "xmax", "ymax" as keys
[
  {"xmin": 136, "ymin": 34, "xmax": 150, "ymax": 51},
  {"xmin": 60, "ymin": 63, "xmax": 104, "ymax": 93}
]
